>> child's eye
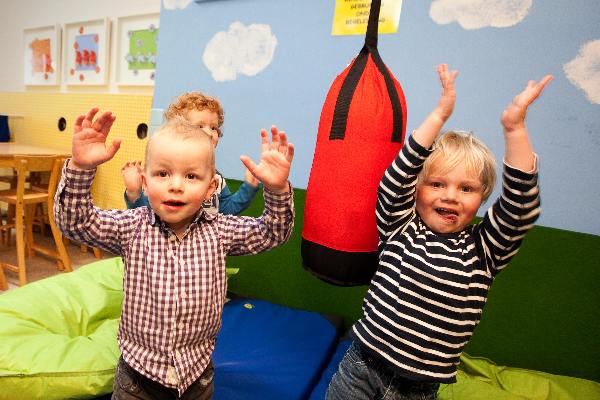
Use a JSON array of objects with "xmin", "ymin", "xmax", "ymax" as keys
[
  {"xmin": 462, "ymin": 186, "xmax": 473, "ymax": 193},
  {"xmin": 186, "ymin": 173, "xmax": 197, "ymax": 180},
  {"xmin": 431, "ymin": 182, "xmax": 443, "ymax": 188},
  {"xmin": 157, "ymin": 170, "xmax": 168, "ymax": 178}
]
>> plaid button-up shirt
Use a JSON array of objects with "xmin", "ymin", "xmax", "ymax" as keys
[{"xmin": 54, "ymin": 161, "xmax": 294, "ymax": 394}]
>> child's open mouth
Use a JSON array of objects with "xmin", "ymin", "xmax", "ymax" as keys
[
  {"xmin": 163, "ymin": 200, "xmax": 186, "ymax": 209},
  {"xmin": 436, "ymin": 207, "xmax": 458, "ymax": 222}
]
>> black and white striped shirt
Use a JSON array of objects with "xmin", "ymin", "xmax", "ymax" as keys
[{"xmin": 352, "ymin": 135, "xmax": 540, "ymax": 383}]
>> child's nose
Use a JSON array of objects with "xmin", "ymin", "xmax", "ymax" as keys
[
  {"xmin": 169, "ymin": 176, "xmax": 184, "ymax": 191},
  {"xmin": 442, "ymin": 186, "xmax": 458, "ymax": 201}
]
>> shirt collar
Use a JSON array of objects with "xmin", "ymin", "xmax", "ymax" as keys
[{"xmin": 147, "ymin": 207, "xmax": 217, "ymax": 234}]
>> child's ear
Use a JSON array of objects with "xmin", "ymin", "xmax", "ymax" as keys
[{"xmin": 204, "ymin": 176, "xmax": 217, "ymax": 201}]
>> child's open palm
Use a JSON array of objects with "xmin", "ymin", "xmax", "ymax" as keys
[
  {"xmin": 72, "ymin": 107, "xmax": 121, "ymax": 169},
  {"xmin": 501, "ymin": 75, "xmax": 553, "ymax": 132},
  {"xmin": 436, "ymin": 64, "xmax": 459, "ymax": 121},
  {"xmin": 240, "ymin": 126, "xmax": 294, "ymax": 193}
]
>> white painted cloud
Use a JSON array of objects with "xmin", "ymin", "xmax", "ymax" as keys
[
  {"xmin": 202, "ymin": 21, "xmax": 277, "ymax": 82},
  {"xmin": 564, "ymin": 39, "xmax": 600, "ymax": 105},
  {"xmin": 430, "ymin": 0, "xmax": 532, "ymax": 30},
  {"xmin": 162, "ymin": 0, "xmax": 192, "ymax": 10}
]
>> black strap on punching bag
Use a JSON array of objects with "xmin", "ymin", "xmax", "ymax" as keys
[{"xmin": 329, "ymin": 0, "xmax": 403, "ymax": 143}]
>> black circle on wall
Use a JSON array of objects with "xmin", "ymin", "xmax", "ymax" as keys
[
  {"xmin": 58, "ymin": 117, "xmax": 67, "ymax": 132},
  {"xmin": 137, "ymin": 123, "xmax": 148, "ymax": 139}
]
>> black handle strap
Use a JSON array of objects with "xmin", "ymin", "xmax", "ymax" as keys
[{"xmin": 329, "ymin": 0, "xmax": 404, "ymax": 143}]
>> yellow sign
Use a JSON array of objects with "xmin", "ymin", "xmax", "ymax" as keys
[{"xmin": 332, "ymin": 0, "xmax": 402, "ymax": 36}]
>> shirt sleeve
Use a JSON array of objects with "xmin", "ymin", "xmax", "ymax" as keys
[
  {"xmin": 376, "ymin": 134, "xmax": 432, "ymax": 241},
  {"xmin": 54, "ymin": 159, "xmax": 142, "ymax": 256},
  {"xmin": 218, "ymin": 180, "xmax": 261, "ymax": 215},
  {"xmin": 474, "ymin": 158, "xmax": 541, "ymax": 275},
  {"xmin": 123, "ymin": 190, "xmax": 150, "ymax": 209},
  {"xmin": 219, "ymin": 184, "xmax": 294, "ymax": 256}
]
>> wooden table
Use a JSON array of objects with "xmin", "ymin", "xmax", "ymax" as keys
[{"xmin": 0, "ymin": 143, "xmax": 70, "ymax": 156}]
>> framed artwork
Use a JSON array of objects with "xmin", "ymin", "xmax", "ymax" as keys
[
  {"xmin": 63, "ymin": 18, "xmax": 110, "ymax": 85},
  {"xmin": 23, "ymin": 25, "xmax": 61, "ymax": 85},
  {"xmin": 116, "ymin": 13, "xmax": 159, "ymax": 86}
]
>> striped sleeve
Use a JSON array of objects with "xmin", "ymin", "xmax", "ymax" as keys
[
  {"xmin": 376, "ymin": 135, "xmax": 432, "ymax": 241},
  {"xmin": 474, "ymin": 159, "xmax": 541, "ymax": 274}
]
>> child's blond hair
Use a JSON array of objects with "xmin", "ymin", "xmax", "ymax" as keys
[
  {"xmin": 419, "ymin": 131, "xmax": 496, "ymax": 201},
  {"xmin": 165, "ymin": 92, "xmax": 224, "ymax": 135},
  {"xmin": 145, "ymin": 117, "xmax": 215, "ymax": 173}
]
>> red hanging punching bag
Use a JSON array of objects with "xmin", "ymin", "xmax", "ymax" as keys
[{"xmin": 302, "ymin": 0, "xmax": 407, "ymax": 286}]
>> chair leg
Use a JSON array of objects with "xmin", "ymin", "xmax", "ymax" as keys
[
  {"xmin": 93, "ymin": 247, "xmax": 102, "ymax": 259},
  {"xmin": 47, "ymin": 215, "xmax": 72, "ymax": 273},
  {"xmin": 15, "ymin": 203, "xmax": 27, "ymax": 286},
  {"xmin": 25, "ymin": 205, "xmax": 35, "ymax": 258},
  {"xmin": 0, "ymin": 265, "xmax": 7, "ymax": 290}
]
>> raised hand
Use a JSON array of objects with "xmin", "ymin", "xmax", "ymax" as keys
[
  {"xmin": 435, "ymin": 63, "xmax": 459, "ymax": 122},
  {"xmin": 501, "ymin": 75, "xmax": 553, "ymax": 132},
  {"xmin": 240, "ymin": 126, "xmax": 294, "ymax": 193},
  {"xmin": 412, "ymin": 64, "xmax": 458, "ymax": 149},
  {"xmin": 71, "ymin": 107, "xmax": 121, "ymax": 169},
  {"xmin": 121, "ymin": 160, "xmax": 143, "ymax": 201}
]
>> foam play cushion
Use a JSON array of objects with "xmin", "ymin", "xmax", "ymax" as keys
[
  {"xmin": 0, "ymin": 257, "xmax": 124, "ymax": 400},
  {"xmin": 213, "ymin": 298, "xmax": 341, "ymax": 400},
  {"xmin": 308, "ymin": 340, "xmax": 600, "ymax": 400}
]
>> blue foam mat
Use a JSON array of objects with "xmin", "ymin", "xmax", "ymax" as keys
[{"xmin": 213, "ymin": 298, "xmax": 339, "ymax": 400}]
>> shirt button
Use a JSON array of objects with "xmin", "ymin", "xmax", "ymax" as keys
[{"xmin": 169, "ymin": 234, "xmax": 177, "ymax": 243}]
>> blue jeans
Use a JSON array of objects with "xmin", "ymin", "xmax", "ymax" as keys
[{"xmin": 326, "ymin": 341, "xmax": 440, "ymax": 400}]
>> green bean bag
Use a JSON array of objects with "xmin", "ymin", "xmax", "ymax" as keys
[
  {"xmin": 0, "ymin": 257, "xmax": 124, "ymax": 400},
  {"xmin": 438, "ymin": 353, "xmax": 600, "ymax": 400}
]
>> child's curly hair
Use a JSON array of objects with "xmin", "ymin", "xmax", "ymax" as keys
[{"xmin": 165, "ymin": 92, "xmax": 225, "ymax": 130}]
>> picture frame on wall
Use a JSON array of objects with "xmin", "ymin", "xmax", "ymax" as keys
[
  {"xmin": 116, "ymin": 13, "xmax": 159, "ymax": 86},
  {"xmin": 63, "ymin": 18, "xmax": 110, "ymax": 85},
  {"xmin": 23, "ymin": 25, "xmax": 61, "ymax": 86}
]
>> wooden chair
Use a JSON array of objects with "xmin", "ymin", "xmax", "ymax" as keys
[{"xmin": 0, "ymin": 155, "xmax": 71, "ymax": 287}]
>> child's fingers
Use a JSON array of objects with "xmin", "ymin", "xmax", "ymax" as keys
[
  {"xmin": 94, "ymin": 112, "xmax": 115, "ymax": 135},
  {"xmin": 270, "ymin": 125, "xmax": 281, "ymax": 149},
  {"xmin": 259, "ymin": 129, "xmax": 269, "ymax": 153},
  {"xmin": 240, "ymin": 155, "xmax": 259, "ymax": 178},
  {"xmin": 74, "ymin": 115, "xmax": 86, "ymax": 132},
  {"xmin": 286, "ymin": 143, "xmax": 295, "ymax": 163},
  {"xmin": 278, "ymin": 132, "xmax": 288, "ymax": 153},
  {"xmin": 105, "ymin": 139, "xmax": 122, "ymax": 161}
]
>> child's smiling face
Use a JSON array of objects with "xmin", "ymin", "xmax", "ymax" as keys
[
  {"xmin": 143, "ymin": 130, "xmax": 216, "ymax": 237},
  {"xmin": 416, "ymin": 158, "xmax": 484, "ymax": 234}
]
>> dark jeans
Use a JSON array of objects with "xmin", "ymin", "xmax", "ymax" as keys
[
  {"xmin": 326, "ymin": 341, "xmax": 440, "ymax": 400},
  {"xmin": 112, "ymin": 357, "xmax": 214, "ymax": 400}
]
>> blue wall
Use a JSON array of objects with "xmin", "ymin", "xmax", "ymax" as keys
[{"xmin": 154, "ymin": 0, "xmax": 600, "ymax": 236}]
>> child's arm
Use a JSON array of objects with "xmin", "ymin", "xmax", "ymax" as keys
[
  {"xmin": 376, "ymin": 64, "xmax": 458, "ymax": 239},
  {"xmin": 501, "ymin": 75, "xmax": 553, "ymax": 171},
  {"xmin": 121, "ymin": 160, "xmax": 144, "ymax": 206},
  {"xmin": 475, "ymin": 76, "xmax": 551, "ymax": 274},
  {"xmin": 222, "ymin": 127, "xmax": 295, "ymax": 255},
  {"xmin": 412, "ymin": 64, "xmax": 458, "ymax": 149},
  {"xmin": 218, "ymin": 178, "xmax": 261, "ymax": 215},
  {"xmin": 54, "ymin": 107, "xmax": 137, "ymax": 255}
]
